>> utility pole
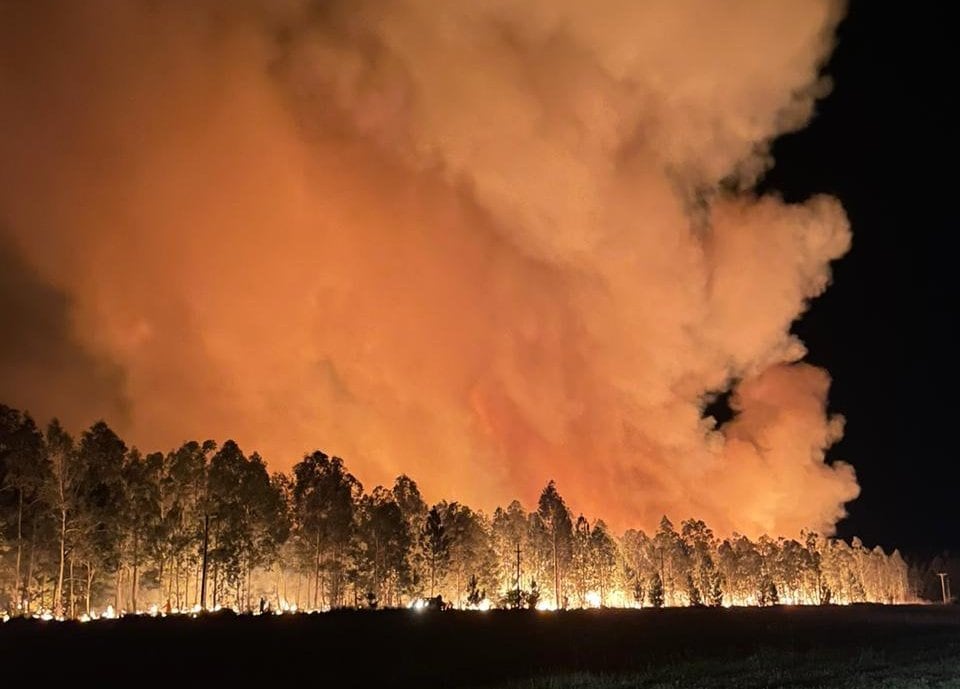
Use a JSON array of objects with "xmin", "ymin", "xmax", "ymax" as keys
[
  {"xmin": 200, "ymin": 513, "xmax": 211, "ymax": 610},
  {"xmin": 937, "ymin": 572, "xmax": 951, "ymax": 604}
]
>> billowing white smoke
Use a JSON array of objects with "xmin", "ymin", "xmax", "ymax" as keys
[{"xmin": 0, "ymin": 0, "xmax": 858, "ymax": 536}]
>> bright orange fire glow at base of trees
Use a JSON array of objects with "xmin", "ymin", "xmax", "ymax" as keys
[{"xmin": 1, "ymin": 405, "xmax": 911, "ymax": 621}]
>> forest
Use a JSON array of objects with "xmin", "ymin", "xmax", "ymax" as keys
[{"xmin": 0, "ymin": 403, "xmax": 922, "ymax": 619}]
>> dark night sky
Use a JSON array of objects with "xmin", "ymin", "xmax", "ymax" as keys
[{"xmin": 761, "ymin": 1, "xmax": 956, "ymax": 555}]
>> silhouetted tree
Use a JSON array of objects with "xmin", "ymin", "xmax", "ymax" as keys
[
  {"xmin": 758, "ymin": 572, "xmax": 779, "ymax": 606},
  {"xmin": 632, "ymin": 575, "xmax": 645, "ymax": 608},
  {"xmin": 0, "ymin": 405, "xmax": 47, "ymax": 613},
  {"xmin": 537, "ymin": 481, "xmax": 572, "ymax": 608},
  {"xmin": 355, "ymin": 487, "xmax": 410, "ymax": 606},
  {"xmin": 161, "ymin": 439, "xmax": 214, "ymax": 608},
  {"xmin": 648, "ymin": 572, "xmax": 664, "ymax": 608},
  {"xmin": 655, "ymin": 516, "xmax": 686, "ymax": 606},
  {"xmin": 44, "ymin": 420, "xmax": 77, "ymax": 617},
  {"xmin": 441, "ymin": 502, "xmax": 496, "ymax": 607},
  {"xmin": 706, "ymin": 564, "xmax": 724, "ymax": 607},
  {"xmin": 590, "ymin": 520, "xmax": 619, "ymax": 606},
  {"xmin": 526, "ymin": 579, "xmax": 541, "ymax": 610},
  {"xmin": 420, "ymin": 505, "xmax": 449, "ymax": 598},
  {"xmin": 0, "ymin": 400, "xmax": 922, "ymax": 615},
  {"xmin": 466, "ymin": 573, "xmax": 484, "ymax": 608},
  {"xmin": 120, "ymin": 448, "xmax": 161, "ymax": 613},
  {"xmin": 491, "ymin": 499, "xmax": 527, "ymax": 606},
  {"xmin": 292, "ymin": 451, "xmax": 361, "ymax": 609},
  {"xmin": 391, "ymin": 474, "xmax": 427, "ymax": 600}
]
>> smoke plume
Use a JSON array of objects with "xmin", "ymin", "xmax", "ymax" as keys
[{"xmin": 0, "ymin": 0, "xmax": 858, "ymax": 536}]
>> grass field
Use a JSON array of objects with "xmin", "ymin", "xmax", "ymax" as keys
[{"xmin": 2, "ymin": 605, "xmax": 958, "ymax": 687}]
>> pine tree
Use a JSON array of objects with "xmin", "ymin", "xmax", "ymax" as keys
[
  {"xmin": 686, "ymin": 573, "xmax": 702, "ymax": 606},
  {"xmin": 757, "ymin": 572, "xmax": 779, "ymax": 606},
  {"xmin": 632, "ymin": 575, "xmax": 645, "ymax": 607},
  {"xmin": 537, "ymin": 481, "xmax": 572, "ymax": 609},
  {"xmin": 707, "ymin": 566, "xmax": 724, "ymax": 607},
  {"xmin": 466, "ymin": 573, "xmax": 484, "ymax": 608},
  {"xmin": 420, "ymin": 506, "xmax": 450, "ymax": 598},
  {"xmin": 648, "ymin": 572, "xmax": 664, "ymax": 608},
  {"xmin": 766, "ymin": 577, "xmax": 779, "ymax": 605},
  {"xmin": 526, "ymin": 579, "xmax": 541, "ymax": 610}
]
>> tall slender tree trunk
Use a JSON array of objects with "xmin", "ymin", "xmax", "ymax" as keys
[
  {"xmin": 659, "ymin": 548, "xmax": 665, "ymax": 606},
  {"xmin": 131, "ymin": 531, "xmax": 139, "ymax": 612},
  {"xmin": 25, "ymin": 520, "xmax": 37, "ymax": 614},
  {"xmin": 374, "ymin": 538, "xmax": 381, "ymax": 602},
  {"xmin": 276, "ymin": 564, "xmax": 284, "ymax": 609},
  {"xmin": 173, "ymin": 558, "xmax": 180, "ymax": 610},
  {"xmin": 85, "ymin": 562, "xmax": 93, "ymax": 615},
  {"xmin": 159, "ymin": 556, "xmax": 166, "ymax": 608},
  {"xmin": 246, "ymin": 565, "xmax": 252, "ymax": 612},
  {"xmin": 69, "ymin": 555, "xmax": 75, "ymax": 618},
  {"xmin": 14, "ymin": 490, "xmax": 23, "ymax": 612},
  {"xmin": 333, "ymin": 543, "xmax": 341, "ymax": 607},
  {"xmin": 115, "ymin": 566, "xmax": 123, "ymax": 613},
  {"xmin": 54, "ymin": 506, "xmax": 67, "ymax": 616},
  {"xmin": 314, "ymin": 530, "xmax": 321, "ymax": 610},
  {"xmin": 553, "ymin": 531, "xmax": 560, "ymax": 609}
]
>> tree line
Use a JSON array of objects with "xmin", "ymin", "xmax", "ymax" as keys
[{"xmin": 0, "ymin": 404, "xmax": 917, "ymax": 617}]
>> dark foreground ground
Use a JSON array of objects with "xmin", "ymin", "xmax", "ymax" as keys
[{"xmin": 2, "ymin": 605, "xmax": 959, "ymax": 688}]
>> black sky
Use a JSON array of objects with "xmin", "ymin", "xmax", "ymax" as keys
[{"xmin": 760, "ymin": 1, "xmax": 957, "ymax": 555}]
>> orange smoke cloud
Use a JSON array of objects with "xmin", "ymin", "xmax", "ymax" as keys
[{"xmin": 0, "ymin": 0, "xmax": 858, "ymax": 536}]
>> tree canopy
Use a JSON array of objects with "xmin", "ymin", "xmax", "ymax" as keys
[{"xmin": 0, "ymin": 403, "xmax": 919, "ymax": 617}]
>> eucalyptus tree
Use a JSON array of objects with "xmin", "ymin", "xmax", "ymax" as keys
[
  {"xmin": 491, "ymin": 500, "xmax": 527, "ymax": 606},
  {"xmin": 205, "ymin": 442, "xmax": 288, "ymax": 609},
  {"xmin": 119, "ymin": 449, "xmax": 162, "ymax": 611},
  {"xmin": 44, "ymin": 419, "xmax": 77, "ymax": 616},
  {"xmin": 681, "ymin": 519, "xmax": 721, "ymax": 606},
  {"xmin": 74, "ymin": 421, "xmax": 127, "ymax": 612},
  {"xmin": 391, "ymin": 474, "xmax": 427, "ymax": 597},
  {"xmin": 0, "ymin": 405, "xmax": 47, "ymax": 612},
  {"xmin": 440, "ymin": 502, "xmax": 495, "ymax": 607},
  {"xmin": 571, "ymin": 515, "xmax": 592, "ymax": 606},
  {"xmin": 420, "ymin": 505, "xmax": 449, "ymax": 598},
  {"xmin": 653, "ymin": 516, "xmax": 687, "ymax": 606},
  {"xmin": 292, "ymin": 451, "xmax": 362, "ymax": 608},
  {"xmin": 537, "ymin": 481, "xmax": 573, "ymax": 608},
  {"xmin": 355, "ymin": 486, "xmax": 410, "ymax": 606},
  {"xmin": 588, "ymin": 520, "xmax": 618, "ymax": 606}
]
